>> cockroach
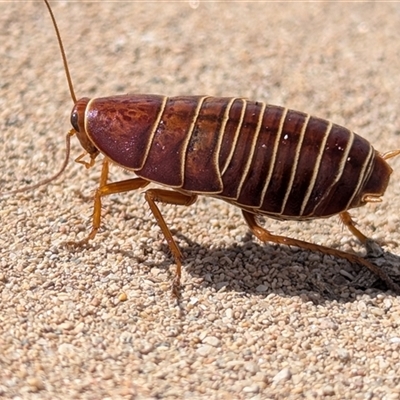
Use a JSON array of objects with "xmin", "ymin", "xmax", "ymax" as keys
[{"xmin": 4, "ymin": 0, "xmax": 400, "ymax": 295}]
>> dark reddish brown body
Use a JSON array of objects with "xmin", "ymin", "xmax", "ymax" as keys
[{"xmin": 72, "ymin": 94, "xmax": 392, "ymax": 221}]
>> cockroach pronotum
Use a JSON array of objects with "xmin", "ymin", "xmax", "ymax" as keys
[{"xmin": 3, "ymin": 0, "xmax": 400, "ymax": 296}]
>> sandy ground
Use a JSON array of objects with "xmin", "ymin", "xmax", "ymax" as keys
[{"xmin": 1, "ymin": 1, "xmax": 400, "ymax": 399}]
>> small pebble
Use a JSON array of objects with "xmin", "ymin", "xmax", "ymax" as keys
[{"xmin": 273, "ymin": 368, "xmax": 292, "ymax": 384}]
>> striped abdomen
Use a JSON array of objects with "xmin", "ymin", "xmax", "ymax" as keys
[{"xmin": 73, "ymin": 94, "xmax": 392, "ymax": 219}]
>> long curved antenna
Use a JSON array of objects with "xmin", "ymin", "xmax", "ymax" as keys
[
  {"xmin": 1, "ymin": 131, "xmax": 73, "ymax": 196},
  {"xmin": 43, "ymin": 0, "xmax": 77, "ymax": 104},
  {"xmin": 1, "ymin": 0, "xmax": 77, "ymax": 196}
]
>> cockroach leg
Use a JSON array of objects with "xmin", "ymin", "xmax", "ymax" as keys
[
  {"xmin": 339, "ymin": 211, "xmax": 369, "ymax": 245},
  {"xmin": 242, "ymin": 210, "xmax": 400, "ymax": 293},
  {"xmin": 68, "ymin": 158, "xmax": 150, "ymax": 246},
  {"xmin": 144, "ymin": 189, "xmax": 198, "ymax": 297},
  {"xmin": 340, "ymin": 211, "xmax": 396, "ymax": 253}
]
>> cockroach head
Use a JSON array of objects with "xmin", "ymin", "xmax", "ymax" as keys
[{"xmin": 71, "ymin": 97, "xmax": 100, "ymax": 161}]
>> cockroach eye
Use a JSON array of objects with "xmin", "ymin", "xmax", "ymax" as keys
[{"xmin": 71, "ymin": 109, "xmax": 79, "ymax": 132}]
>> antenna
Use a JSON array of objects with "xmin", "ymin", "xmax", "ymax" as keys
[{"xmin": 1, "ymin": 0, "xmax": 77, "ymax": 196}]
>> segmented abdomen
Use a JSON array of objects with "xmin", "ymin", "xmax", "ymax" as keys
[{"xmin": 86, "ymin": 95, "xmax": 381, "ymax": 219}]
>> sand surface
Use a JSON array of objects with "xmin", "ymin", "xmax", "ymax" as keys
[{"xmin": 1, "ymin": 1, "xmax": 400, "ymax": 399}]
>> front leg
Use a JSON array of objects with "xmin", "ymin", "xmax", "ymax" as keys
[{"xmin": 71, "ymin": 158, "xmax": 150, "ymax": 245}]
